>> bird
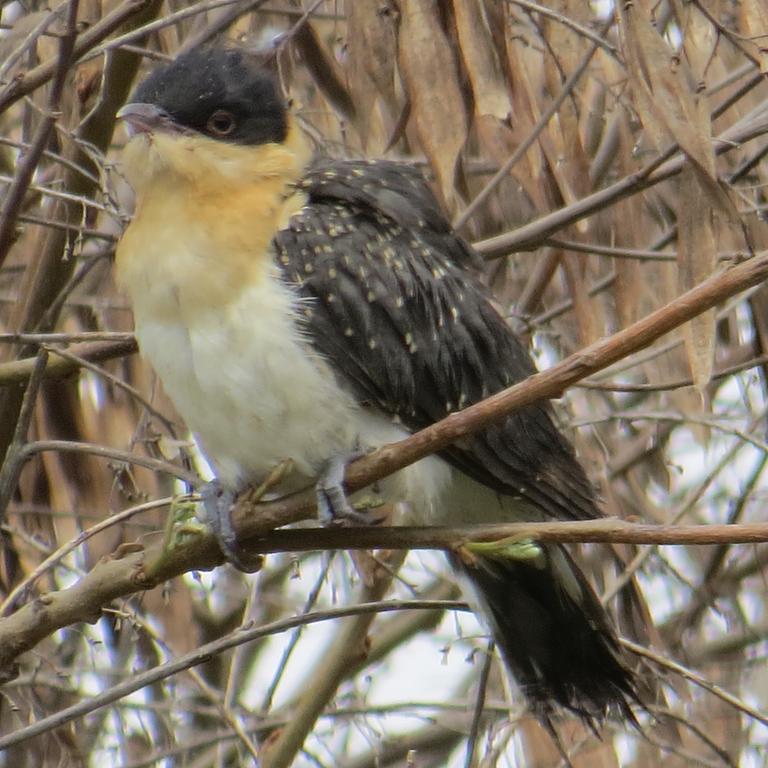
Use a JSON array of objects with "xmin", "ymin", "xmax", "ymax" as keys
[{"xmin": 115, "ymin": 45, "xmax": 638, "ymax": 727}]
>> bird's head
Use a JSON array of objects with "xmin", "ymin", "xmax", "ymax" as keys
[{"xmin": 117, "ymin": 47, "xmax": 311, "ymax": 193}]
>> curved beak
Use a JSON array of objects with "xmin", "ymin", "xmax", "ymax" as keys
[{"xmin": 116, "ymin": 103, "xmax": 182, "ymax": 138}]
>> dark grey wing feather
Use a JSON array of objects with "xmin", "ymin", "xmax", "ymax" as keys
[{"xmin": 274, "ymin": 159, "xmax": 599, "ymax": 523}]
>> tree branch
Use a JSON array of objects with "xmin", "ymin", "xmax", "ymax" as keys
[
  {"xmin": 0, "ymin": 0, "xmax": 156, "ymax": 115},
  {"xmin": 231, "ymin": 519, "xmax": 768, "ymax": 553},
  {"xmin": 0, "ymin": 339, "xmax": 137, "ymax": 385},
  {"xmin": 474, "ymin": 111, "xmax": 768, "ymax": 254}
]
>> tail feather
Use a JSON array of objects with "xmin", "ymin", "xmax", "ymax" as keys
[{"xmin": 450, "ymin": 544, "xmax": 638, "ymax": 725}]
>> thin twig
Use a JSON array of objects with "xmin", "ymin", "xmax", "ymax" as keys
[
  {"xmin": 622, "ymin": 639, "xmax": 768, "ymax": 727},
  {"xmin": 0, "ymin": 332, "xmax": 134, "ymax": 343},
  {"xmin": 577, "ymin": 353, "xmax": 768, "ymax": 393},
  {"xmin": 465, "ymin": 640, "xmax": 494, "ymax": 768},
  {"xmin": 0, "ymin": 338, "xmax": 138, "ymax": 385},
  {"xmin": 506, "ymin": 0, "xmax": 619, "ymax": 56},
  {"xmin": 454, "ymin": 16, "xmax": 613, "ymax": 232},
  {"xmin": 544, "ymin": 238, "xmax": 677, "ymax": 261},
  {"xmin": 0, "ymin": 349, "xmax": 49, "ymax": 524},
  {"xmin": 0, "ymin": 0, "xmax": 156, "ymax": 114},
  {"xmin": 473, "ymin": 113, "xmax": 768, "ymax": 255},
  {"xmin": 43, "ymin": 344, "xmax": 179, "ymax": 436},
  {"xmin": 259, "ymin": 556, "xmax": 334, "ymax": 712},
  {"xmin": 0, "ymin": 598, "xmax": 468, "ymax": 751},
  {"xmin": 0, "ymin": 0, "xmax": 80, "ymax": 269},
  {"xmin": 17, "ymin": 439, "xmax": 198, "ymax": 485},
  {"xmin": 0, "ymin": 497, "xmax": 174, "ymax": 616},
  {"xmin": 260, "ymin": 551, "xmax": 407, "ymax": 768}
]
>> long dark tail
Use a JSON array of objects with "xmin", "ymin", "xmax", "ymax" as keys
[{"xmin": 450, "ymin": 543, "xmax": 637, "ymax": 725}]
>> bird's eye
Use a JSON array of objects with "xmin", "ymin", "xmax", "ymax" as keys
[{"xmin": 206, "ymin": 110, "xmax": 236, "ymax": 136}]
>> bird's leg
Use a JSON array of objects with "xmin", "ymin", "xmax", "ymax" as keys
[
  {"xmin": 201, "ymin": 459, "xmax": 294, "ymax": 572},
  {"xmin": 316, "ymin": 451, "xmax": 386, "ymax": 526},
  {"xmin": 201, "ymin": 480, "xmax": 263, "ymax": 573}
]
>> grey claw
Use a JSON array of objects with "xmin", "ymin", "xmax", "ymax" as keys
[
  {"xmin": 316, "ymin": 453, "xmax": 378, "ymax": 526},
  {"xmin": 201, "ymin": 480, "xmax": 262, "ymax": 572}
]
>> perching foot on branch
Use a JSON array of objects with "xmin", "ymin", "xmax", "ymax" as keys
[
  {"xmin": 316, "ymin": 452, "xmax": 386, "ymax": 526},
  {"xmin": 201, "ymin": 460, "xmax": 296, "ymax": 572},
  {"xmin": 201, "ymin": 480, "xmax": 262, "ymax": 573}
]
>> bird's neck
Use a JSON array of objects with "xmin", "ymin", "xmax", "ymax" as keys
[{"xmin": 116, "ymin": 124, "xmax": 311, "ymax": 316}]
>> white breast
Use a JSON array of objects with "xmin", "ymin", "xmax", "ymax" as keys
[{"xmin": 133, "ymin": 264, "xmax": 360, "ymax": 489}]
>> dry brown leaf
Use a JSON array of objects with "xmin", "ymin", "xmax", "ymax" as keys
[
  {"xmin": 677, "ymin": 164, "xmax": 716, "ymax": 392},
  {"xmin": 582, "ymin": 80, "xmax": 607, "ymax": 159},
  {"xmin": 739, "ymin": 0, "xmax": 768, "ymax": 73},
  {"xmin": 542, "ymin": 0, "xmax": 592, "ymax": 201},
  {"xmin": 617, "ymin": 2, "xmax": 715, "ymax": 176},
  {"xmin": 676, "ymin": 0, "xmax": 718, "ymax": 84},
  {"xmin": 562, "ymin": 253, "xmax": 598, "ymax": 345},
  {"xmin": 617, "ymin": 3, "xmax": 746, "ymax": 392},
  {"xmin": 398, "ymin": 0, "xmax": 468, "ymax": 210},
  {"xmin": 453, "ymin": 1, "xmax": 540, "ymax": 237},
  {"xmin": 347, "ymin": 0, "xmax": 399, "ymax": 150},
  {"xmin": 453, "ymin": 0, "xmax": 510, "ymax": 120},
  {"xmin": 609, "ymin": 117, "xmax": 656, "ymax": 329},
  {"xmin": 489, "ymin": 41, "xmax": 550, "ymax": 219},
  {"xmin": 349, "ymin": 0, "xmax": 399, "ymax": 108}
]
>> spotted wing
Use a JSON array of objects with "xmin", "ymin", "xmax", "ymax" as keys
[{"xmin": 273, "ymin": 159, "xmax": 599, "ymax": 522}]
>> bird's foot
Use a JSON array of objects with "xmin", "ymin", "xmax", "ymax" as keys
[
  {"xmin": 462, "ymin": 536, "xmax": 545, "ymax": 567},
  {"xmin": 201, "ymin": 461, "xmax": 294, "ymax": 572},
  {"xmin": 201, "ymin": 480, "xmax": 263, "ymax": 573},
  {"xmin": 316, "ymin": 452, "xmax": 386, "ymax": 526}
]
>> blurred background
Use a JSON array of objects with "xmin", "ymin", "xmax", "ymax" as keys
[{"xmin": 0, "ymin": 1, "xmax": 767, "ymax": 766}]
